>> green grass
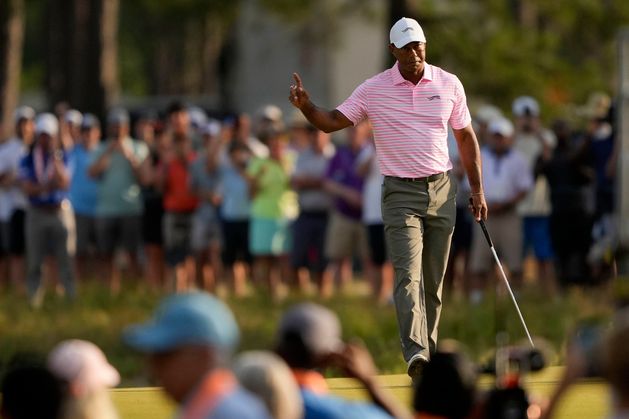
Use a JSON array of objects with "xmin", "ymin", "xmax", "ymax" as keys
[{"xmin": 0, "ymin": 278, "xmax": 614, "ymax": 386}]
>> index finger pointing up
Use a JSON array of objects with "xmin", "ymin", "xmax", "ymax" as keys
[{"xmin": 293, "ymin": 73, "xmax": 303, "ymax": 88}]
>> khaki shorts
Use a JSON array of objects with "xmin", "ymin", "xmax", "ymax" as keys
[
  {"xmin": 468, "ymin": 210, "xmax": 523, "ymax": 274},
  {"xmin": 324, "ymin": 211, "xmax": 368, "ymax": 261}
]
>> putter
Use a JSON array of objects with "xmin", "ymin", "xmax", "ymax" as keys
[{"xmin": 477, "ymin": 219, "xmax": 535, "ymax": 348}]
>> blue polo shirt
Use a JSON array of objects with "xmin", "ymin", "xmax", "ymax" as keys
[
  {"xmin": 19, "ymin": 150, "xmax": 69, "ymax": 207},
  {"xmin": 68, "ymin": 144, "xmax": 99, "ymax": 216},
  {"xmin": 301, "ymin": 389, "xmax": 393, "ymax": 419}
]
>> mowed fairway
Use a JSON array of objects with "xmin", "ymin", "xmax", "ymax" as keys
[{"xmin": 0, "ymin": 279, "xmax": 614, "ymax": 417}]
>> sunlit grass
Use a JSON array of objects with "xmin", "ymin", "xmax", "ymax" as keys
[{"xmin": 0, "ymin": 278, "xmax": 613, "ymax": 386}]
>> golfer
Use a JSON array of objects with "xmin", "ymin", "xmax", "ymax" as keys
[{"xmin": 289, "ymin": 17, "xmax": 487, "ymax": 380}]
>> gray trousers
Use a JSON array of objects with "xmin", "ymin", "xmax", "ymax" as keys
[
  {"xmin": 26, "ymin": 207, "xmax": 76, "ymax": 298},
  {"xmin": 382, "ymin": 173, "xmax": 456, "ymax": 362}
]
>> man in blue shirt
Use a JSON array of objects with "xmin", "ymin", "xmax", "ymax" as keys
[
  {"xmin": 275, "ymin": 303, "xmax": 410, "ymax": 419},
  {"xmin": 20, "ymin": 113, "xmax": 76, "ymax": 307},
  {"xmin": 68, "ymin": 113, "xmax": 101, "ymax": 280}
]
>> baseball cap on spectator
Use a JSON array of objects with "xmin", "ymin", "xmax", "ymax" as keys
[
  {"xmin": 107, "ymin": 108, "xmax": 130, "ymax": 126},
  {"xmin": 123, "ymin": 292, "xmax": 240, "ymax": 353},
  {"xmin": 488, "ymin": 117, "xmax": 514, "ymax": 137},
  {"xmin": 512, "ymin": 96, "xmax": 540, "ymax": 117},
  {"xmin": 81, "ymin": 113, "xmax": 100, "ymax": 130},
  {"xmin": 390, "ymin": 17, "xmax": 426, "ymax": 48},
  {"xmin": 48, "ymin": 339, "xmax": 120, "ymax": 395},
  {"xmin": 234, "ymin": 351, "xmax": 304, "ymax": 419},
  {"xmin": 257, "ymin": 105, "xmax": 283, "ymax": 123},
  {"xmin": 35, "ymin": 113, "xmax": 59, "ymax": 136},
  {"xmin": 64, "ymin": 109, "xmax": 83, "ymax": 126},
  {"xmin": 277, "ymin": 303, "xmax": 343, "ymax": 356},
  {"xmin": 201, "ymin": 119, "xmax": 221, "ymax": 137},
  {"xmin": 188, "ymin": 106, "xmax": 208, "ymax": 129},
  {"xmin": 474, "ymin": 104, "xmax": 503, "ymax": 125},
  {"xmin": 14, "ymin": 106, "xmax": 36, "ymax": 122}
]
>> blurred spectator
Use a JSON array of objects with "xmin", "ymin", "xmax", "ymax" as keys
[
  {"xmin": 189, "ymin": 121, "xmax": 224, "ymax": 292},
  {"xmin": 89, "ymin": 108, "xmax": 150, "ymax": 294},
  {"xmin": 158, "ymin": 102, "xmax": 199, "ymax": 292},
  {"xmin": 356, "ymin": 136, "xmax": 393, "ymax": 304},
  {"xmin": 540, "ymin": 119, "xmax": 593, "ymax": 288},
  {"xmin": 218, "ymin": 140, "xmax": 253, "ymax": 297},
  {"xmin": 467, "ymin": 118, "xmax": 532, "ymax": 302},
  {"xmin": 188, "ymin": 106, "xmax": 208, "ymax": 151},
  {"xmin": 62, "ymin": 109, "xmax": 83, "ymax": 151},
  {"xmin": 234, "ymin": 113, "xmax": 269, "ymax": 159},
  {"xmin": 19, "ymin": 113, "xmax": 76, "ymax": 307},
  {"xmin": 140, "ymin": 119, "xmax": 167, "ymax": 289},
  {"xmin": 473, "ymin": 104, "xmax": 503, "ymax": 147},
  {"xmin": 68, "ymin": 114, "xmax": 101, "ymax": 281},
  {"xmin": 512, "ymin": 96, "xmax": 556, "ymax": 286},
  {"xmin": 0, "ymin": 106, "xmax": 34, "ymax": 292},
  {"xmin": 322, "ymin": 121, "xmax": 369, "ymax": 296},
  {"xmin": 275, "ymin": 303, "xmax": 410, "ymax": 419},
  {"xmin": 288, "ymin": 110, "xmax": 312, "ymax": 153},
  {"xmin": 0, "ymin": 357, "xmax": 64, "ymax": 419},
  {"xmin": 246, "ymin": 129, "xmax": 298, "ymax": 300},
  {"xmin": 255, "ymin": 105, "xmax": 285, "ymax": 144},
  {"xmin": 412, "ymin": 344, "xmax": 478, "ymax": 419},
  {"xmin": 124, "ymin": 292, "xmax": 271, "ymax": 419},
  {"xmin": 234, "ymin": 351, "xmax": 304, "ymax": 419},
  {"xmin": 542, "ymin": 309, "xmax": 629, "ymax": 419},
  {"xmin": 290, "ymin": 127, "xmax": 334, "ymax": 295},
  {"xmin": 48, "ymin": 339, "xmax": 120, "ymax": 419},
  {"xmin": 578, "ymin": 93, "xmax": 616, "ymax": 281},
  {"xmin": 133, "ymin": 109, "xmax": 157, "ymax": 145}
]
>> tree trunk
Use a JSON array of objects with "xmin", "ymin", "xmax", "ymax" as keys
[
  {"xmin": 45, "ymin": 0, "xmax": 119, "ymax": 119},
  {"xmin": 0, "ymin": 0, "xmax": 25, "ymax": 139}
]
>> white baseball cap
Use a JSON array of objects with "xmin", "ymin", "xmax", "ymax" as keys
[
  {"xmin": 488, "ymin": 117, "xmax": 514, "ymax": 137},
  {"xmin": 35, "ymin": 113, "xmax": 59, "ymax": 136},
  {"xmin": 14, "ymin": 106, "xmax": 36, "ymax": 122},
  {"xmin": 64, "ymin": 109, "xmax": 83, "ymax": 126},
  {"xmin": 48, "ymin": 339, "xmax": 120, "ymax": 395},
  {"xmin": 512, "ymin": 96, "xmax": 540, "ymax": 117},
  {"xmin": 390, "ymin": 17, "xmax": 426, "ymax": 48}
]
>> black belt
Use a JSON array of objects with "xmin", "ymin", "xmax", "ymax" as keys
[{"xmin": 386, "ymin": 171, "xmax": 448, "ymax": 183}]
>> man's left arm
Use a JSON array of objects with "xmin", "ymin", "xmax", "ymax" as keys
[{"xmin": 453, "ymin": 124, "xmax": 487, "ymax": 221}]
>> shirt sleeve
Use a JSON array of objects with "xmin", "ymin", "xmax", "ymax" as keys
[
  {"xmin": 336, "ymin": 82, "xmax": 369, "ymax": 126},
  {"xmin": 448, "ymin": 76, "xmax": 472, "ymax": 130}
]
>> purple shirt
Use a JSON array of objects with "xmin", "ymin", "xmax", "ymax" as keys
[{"xmin": 325, "ymin": 145, "xmax": 364, "ymax": 220}]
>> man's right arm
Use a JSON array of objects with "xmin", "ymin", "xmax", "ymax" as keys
[{"xmin": 289, "ymin": 73, "xmax": 353, "ymax": 133}]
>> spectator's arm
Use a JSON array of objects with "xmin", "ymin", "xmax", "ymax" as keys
[
  {"xmin": 332, "ymin": 343, "xmax": 412, "ymax": 419},
  {"xmin": 88, "ymin": 144, "xmax": 113, "ymax": 178},
  {"xmin": 323, "ymin": 179, "xmax": 362, "ymax": 208},
  {"xmin": 291, "ymin": 175, "xmax": 324, "ymax": 190}
]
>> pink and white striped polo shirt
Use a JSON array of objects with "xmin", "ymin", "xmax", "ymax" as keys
[{"xmin": 337, "ymin": 62, "xmax": 471, "ymax": 178}]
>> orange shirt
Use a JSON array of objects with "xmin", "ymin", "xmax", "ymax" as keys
[{"xmin": 163, "ymin": 153, "xmax": 199, "ymax": 212}]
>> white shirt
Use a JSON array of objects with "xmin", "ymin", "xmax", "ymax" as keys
[
  {"xmin": 357, "ymin": 144, "xmax": 384, "ymax": 224},
  {"xmin": 469, "ymin": 146, "xmax": 533, "ymax": 205}
]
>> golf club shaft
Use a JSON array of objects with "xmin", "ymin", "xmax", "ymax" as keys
[{"xmin": 479, "ymin": 220, "xmax": 535, "ymax": 348}]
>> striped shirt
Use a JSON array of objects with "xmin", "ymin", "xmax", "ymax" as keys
[{"xmin": 337, "ymin": 63, "xmax": 472, "ymax": 178}]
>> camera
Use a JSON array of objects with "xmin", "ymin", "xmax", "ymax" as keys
[{"xmin": 480, "ymin": 346, "xmax": 546, "ymax": 419}]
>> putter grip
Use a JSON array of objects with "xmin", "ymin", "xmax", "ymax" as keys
[{"xmin": 479, "ymin": 220, "xmax": 494, "ymax": 248}]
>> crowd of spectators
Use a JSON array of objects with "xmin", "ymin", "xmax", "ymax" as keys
[{"xmin": 0, "ymin": 91, "xmax": 619, "ymax": 307}]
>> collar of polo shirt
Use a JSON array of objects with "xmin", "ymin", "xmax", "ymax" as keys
[{"xmin": 391, "ymin": 62, "xmax": 433, "ymax": 85}]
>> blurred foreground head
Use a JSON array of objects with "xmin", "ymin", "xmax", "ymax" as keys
[
  {"xmin": 413, "ymin": 342, "xmax": 477, "ymax": 419},
  {"xmin": 123, "ymin": 292, "xmax": 239, "ymax": 403},
  {"xmin": 275, "ymin": 303, "xmax": 343, "ymax": 370},
  {"xmin": 1, "ymin": 357, "xmax": 64, "ymax": 419},
  {"xmin": 234, "ymin": 351, "xmax": 304, "ymax": 419},
  {"xmin": 604, "ymin": 308, "xmax": 629, "ymax": 403}
]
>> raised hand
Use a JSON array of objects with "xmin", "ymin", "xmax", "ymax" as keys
[{"xmin": 289, "ymin": 73, "xmax": 311, "ymax": 110}]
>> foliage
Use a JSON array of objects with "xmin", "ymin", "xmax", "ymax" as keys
[{"xmin": 0, "ymin": 279, "xmax": 612, "ymax": 385}]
